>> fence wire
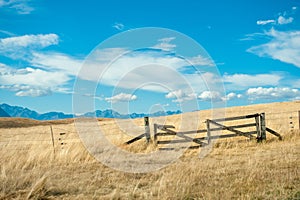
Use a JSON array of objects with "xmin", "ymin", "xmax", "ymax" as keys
[{"xmin": 0, "ymin": 110, "xmax": 299, "ymax": 149}]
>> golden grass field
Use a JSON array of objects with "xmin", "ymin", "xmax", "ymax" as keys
[{"xmin": 0, "ymin": 101, "xmax": 300, "ymax": 199}]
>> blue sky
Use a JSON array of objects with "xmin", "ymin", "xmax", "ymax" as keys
[{"xmin": 0, "ymin": 0, "xmax": 300, "ymax": 114}]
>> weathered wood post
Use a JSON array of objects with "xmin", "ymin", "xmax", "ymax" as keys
[
  {"xmin": 50, "ymin": 125, "xmax": 55, "ymax": 155},
  {"xmin": 206, "ymin": 119, "xmax": 211, "ymax": 144},
  {"xmin": 144, "ymin": 117, "xmax": 150, "ymax": 143},
  {"xmin": 153, "ymin": 123, "xmax": 158, "ymax": 145},
  {"xmin": 260, "ymin": 113, "xmax": 266, "ymax": 141},
  {"xmin": 255, "ymin": 115, "xmax": 261, "ymax": 140}
]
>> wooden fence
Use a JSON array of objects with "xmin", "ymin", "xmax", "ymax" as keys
[{"xmin": 125, "ymin": 113, "xmax": 283, "ymax": 148}]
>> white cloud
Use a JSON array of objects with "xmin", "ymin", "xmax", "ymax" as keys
[
  {"xmin": 256, "ymin": 7, "xmax": 295, "ymax": 26},
  {"xmin": 31, "ymin": 52, "xmax": 83, "ymax": 76},
  {"xmin": 223, "ymin": 73, "xmax": 282, "ymax": 90},
  {"xmin": 0, "ymin": 85, "xmax": 52, "ymax": 97},
  {"xmin": 112, "ymin": 23, "xmax": 124, "ymax": 31},
  {"xmin": 16, "ymin": 87, "xmax": 51, "ymax": 97},
  {"xmin": 0, "ymin": 63, "xmax": 71, "ymax": 97},
  {"xmin": 240, "ymin": 33, "xmax": 266, "ymax": 41},
  {"xmin": 256, "ymin": 16, "xmax": 293, "ymax": 26},
  {"xmin": 78, "ymin": 48, "xmax": 216, "ymax": 94},
  {"xmin": 0, "ymin": 34, "xmax": 58, "ymax": 49},
  {"xmin": 247, "ymin": 87, "xmax": 300, "ymax": 100},
  {"xmin": 247, "ymin": 28, "xmax": 300, "ymax": 68},
  {"xmin": 0, "ymin": 33, "xmax": 82, "ymax": 97},
  {"xmin": 165, "ymin": 89, "xmax": 197, "ymax": 102},
  {"xmin": 277, "ymin": 16, "xmax": 294, "ymax": 25},
  {"xmin": 153, "ymin": 103, "xmax": 169, "ymax": 107},
  {"xmin": 257, "ymin": 20, "xmax": 276, "ymax": 25},
  {"xmin": 105, "ymin": 93, "xmax": 137, "ymax": 103},
  {"xmin": 187, "ymin": 55, "xmax": 214, "ymax": 66},
  {"xmin": 0, "ymin": 34, "xmax": 218, "ymax": 98},
  {"xmin": 223, "ymin": 92, "xmax": 242, "ymax": 101},
  {"xmin": 0, "ymin": 65, "xmax": 69, "ymax": 87},
  {"xmin": 165, "ymin": 89, "xmax": 241, "ymax": 102},
  {"xmin": 0, "ymin": 0, "xmax": 34, "ymax": 14},
  {"xmin": 198, "ymin": 91, "xmax": 223, "ymax": 102},
  {"xmin": 153, "ymin": 37, "xmax": 176, "ymax": 51},
  {"xmin": 0, "ymin": 34, "xmax": 59, "ymax": 59}
]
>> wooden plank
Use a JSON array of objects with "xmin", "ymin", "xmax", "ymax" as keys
[
  {"xmin": 157, "ymin": 138, "xmax": 205, "ymax": 145},
  {"xmin": 244, "ymin": 131, "xmax": 259, "ymax": 135},
  {"xmin": 158, "ymin": 129, "xmax": 206, "ymax": 135},
  {"xmin": 125, "ymin": 133, "xmax": 145, "ymax": 144},
  {"xmin": 156, "ymin": 131, "xmax": 257, "ymax": 145},
  {"xmin": 157, "ymin": 139, "xmax": 191, "ymax": 144},
  {"xmin": 155, "ymin": 132, "xmax": 176, "ymax": 136},
  {"xmin": 196, "ymin": 132, "xmax": 257, "ymax": 140},
  {"xmin": 226, "ymin": 123, "xmax": 257, "ymax": 129},
  {"xmin": 159, "ymin": 145, "xmax": 202, "ymax": 151},
  {"xmin": 157, "ymin": 125, "xmax": 175, "ymax": 129},
  {"xmin": 266, "ymin": 127, "xmax": 282, "ymax": 140},
  {"xmin": 157, "ymin": 123, "xmax": 256, "ymax": 136},
  {"xmin": 176, "ymin": 132, "xmax": 196, "ymax": 142},
  {"xmin": 155, "ymin": 123, "xmax": 256, "ymax": 137},
  {"xmin": 162, "ymin": 128, "xmax": 177, "ymax": 134},
  {"xmin": 208, "ymin": 120, "xmax": 254, "ymax": 139},
  {"xmin": 212, "ymin": 113, "xmax": 260, "ymax": 122},
  {"xmin": 207, "ymin": 123, "xmax": 256, "ymax": 132}
]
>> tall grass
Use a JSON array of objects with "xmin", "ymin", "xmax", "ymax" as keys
[{"xmin": 0, "ymin": 101, "xmax": 300, "ymax": 199}]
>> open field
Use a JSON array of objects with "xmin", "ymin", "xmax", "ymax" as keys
[{"xmin": 0, "ymin": 101, "xmax": 300, "ymax": 199}]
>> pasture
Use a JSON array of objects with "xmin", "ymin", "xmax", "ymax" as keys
[{"xmin": 0, "ymin": 101, "xmax": 300, "ymax": 199}]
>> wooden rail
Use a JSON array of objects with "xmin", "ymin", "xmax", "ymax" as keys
[
  {"xmin": 153, "ymin": 113, "xmax": 282, "ymax": 148},
  {"xmin": 125, "ymin": 113, "xmax": 283, "ymax": 147}
]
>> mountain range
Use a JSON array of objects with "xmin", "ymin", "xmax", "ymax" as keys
[{"xmin": 0, "ymin": 103, "xmax": 181, "ymax": 120}]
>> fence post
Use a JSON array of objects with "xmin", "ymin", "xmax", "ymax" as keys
[
  {"xmin": 260, "ymin": 113, "xmax": 266, "ymax": 141},
  {"xmin": 153, "ymin": 123, "xmax": 157, "ymax": 145},
  {"xmin": 255, "ymin": 115, "xmax": 261, "ymax": 139},
  {"xmin": 206, "ymin": 119, "xmax": 211, "ymax": 144},
  {"xmin": 50, "ymin": 125, "xmax": 55, "ymax": 155},
  {"xmin": 144, "ymin": 117, "xmax": 150, "ymax": 143}
]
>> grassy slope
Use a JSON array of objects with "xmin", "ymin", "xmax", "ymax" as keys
[
  {"xmin": 0, "ymin": 118, "xmax": 74, "ymax": 128},
  {"xmin": 0, "ymin": 101, "xmax": 300, "ymax": 199}
]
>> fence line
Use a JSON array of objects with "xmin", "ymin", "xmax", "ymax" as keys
[
  {"xmin": 0, "ymin": 110, "xmax": 299, "ymax": 151},
  {"xmin": 125, "ymin": 112, "xmax": 289, "ymax": 149}
]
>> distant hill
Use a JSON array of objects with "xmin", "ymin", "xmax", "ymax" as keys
[
  {"xmin": 0, "ymin": 107, "xmax": 10, "ymax": 117},
  {"xmin": 0, "ymin": 103, "xmax": 181, "ymax": 120},
  {"xmin": 84, "ymin": 109, "xmax": 181, "ymax": 119},
  {"xmin": 0, "ymin": 103, "xmax": 74, "ymax": 120}
]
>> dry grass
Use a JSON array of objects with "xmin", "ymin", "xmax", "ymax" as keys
[
  {"xmin": 0, "ymin": 118, "xmax": 74, "ymax": 128},
  {"xmin": 0, "ymin": 101, "xmax": 300, "ymax": 199}
]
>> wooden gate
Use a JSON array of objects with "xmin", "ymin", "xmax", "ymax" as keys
[{"xmin": 153, "ymin": 113, "xmax": 282, "ymax": 149}]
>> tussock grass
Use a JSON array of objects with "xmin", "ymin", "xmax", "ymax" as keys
[
  {"xmin": 0, "ymin": 118, "xmax": 74, "ymax": 128},
  {"xmin": 0, "ymin": 101, "xmax": 300, "ymax": 199}
]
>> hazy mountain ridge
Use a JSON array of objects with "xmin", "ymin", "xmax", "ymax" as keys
[
  {"xmin": 0, "ymin": 103, "xmax": 181, "ymax": 120},
  {"xmin": 0, "ymin": 107, "xmax": 10, "ymax": 117}
]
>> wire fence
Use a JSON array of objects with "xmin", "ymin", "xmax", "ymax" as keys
[{"xmin": 0, "ymin": 110, "xmax": 299, "ymax": 151}]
